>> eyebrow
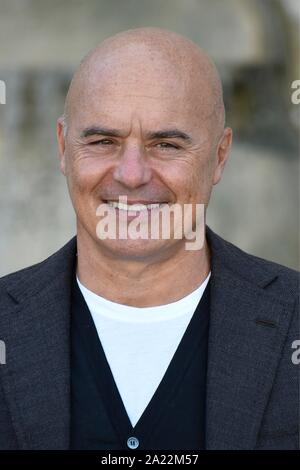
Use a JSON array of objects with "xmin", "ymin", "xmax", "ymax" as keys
[
  {"xmin": 146, "ymin": 129, "xmax": 193, "ymax": 143},
  {"xmin": 80, "ymin": 126, "xmax": 193, "ymax": 143},
  {"xmin": 80, "ymin": 127, "xmax": 123, "ymax": 138}
]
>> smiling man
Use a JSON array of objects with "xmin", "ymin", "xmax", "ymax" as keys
[
  {"xmin": 0, "ymin": 27, "xmax": 299, "ymax": 451},
  {"xmin": 58, "ymin": 27, "xmax": 229, "ymax": 305}
]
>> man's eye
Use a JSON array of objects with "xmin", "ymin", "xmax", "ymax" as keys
[
  {"xmin": 89, "ymin": 139, "xmax": 114, "ymax": 146},
  {"xmin": 156, "ymin": 142, "xmax": 178, "ymax": 149}
]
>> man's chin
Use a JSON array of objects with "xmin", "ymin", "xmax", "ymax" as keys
[{"xmin": 95, "ymin": 237, "xmax": 181, "ymax": 261}]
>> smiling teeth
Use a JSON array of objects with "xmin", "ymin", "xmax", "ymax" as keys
[{"xmin": 107, "ymin": 202, "xmax": 162, "ymax": 211}]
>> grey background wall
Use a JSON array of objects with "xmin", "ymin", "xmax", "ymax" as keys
[{"xmin": 0, "ymin": 0, "xmax": 299, "ymax": 275}]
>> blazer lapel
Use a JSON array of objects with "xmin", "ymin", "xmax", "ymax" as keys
[
  {"xmin": 0, "ymin": 237, "xmax": 77, "ymax": 449},
  {"xmin": 205, "ymin": 227, "xmax": 296, "ymax": 449}
]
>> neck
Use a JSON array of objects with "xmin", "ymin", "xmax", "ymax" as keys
[{"xmin": 76, "ymin": 230, "xmax": 211, "ymax": 308}]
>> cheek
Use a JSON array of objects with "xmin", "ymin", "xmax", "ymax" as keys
[
  {"xmin": 195, "ymin": 160, "xmax": 213, "ymax": 186},
  {"xmin": 166, "ymin": 158, "xmax": 212, "ymax": 201},
  {"xmin": 66, "ymin": 162, "xmax": 105, "ymax": 223},
  {"xmin": 65, "ymin": 152, "xmax": 109, "ymax": 198}
]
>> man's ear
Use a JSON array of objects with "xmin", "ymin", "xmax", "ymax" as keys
[
  {"xmin": 212, "ymin": 127, "xmax": 232, "ymax": 185},
  {"xmin": 57, "ymin": 116, "xmax": 67, "ymax": 176}
]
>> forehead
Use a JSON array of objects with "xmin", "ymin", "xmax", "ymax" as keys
[{"xmin": 69, "ymin": 49, "xmax": 214, "ymax": 132}]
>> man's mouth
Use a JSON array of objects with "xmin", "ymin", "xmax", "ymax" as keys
[
  {"xmin": 103, "ymin": 197, "xmax": 168, "ymax": 216},
  {"xmin": 105, "ymin": 201, "xmax": 167, "ymax": 211}
]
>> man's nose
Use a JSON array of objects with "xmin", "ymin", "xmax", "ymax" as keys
[{"xmin": 113, "ymin": 144, "xmax": 152, "ymax": 189}]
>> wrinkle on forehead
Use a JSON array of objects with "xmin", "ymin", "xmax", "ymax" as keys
[{"xmin": 64, "ymin": 27, "xmax": 225, "ymax": 137}]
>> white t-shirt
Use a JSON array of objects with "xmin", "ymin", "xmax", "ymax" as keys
[{"xmin": 76, "ymin": 272, "xmax": 211, "ymax": 427}]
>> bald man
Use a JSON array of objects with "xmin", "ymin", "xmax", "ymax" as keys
[{"xmin": 0, "ymin": 28, "xmax": 298, "ymax": 451}]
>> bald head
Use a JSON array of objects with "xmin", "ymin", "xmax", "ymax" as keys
[
  {"xmin": 63, "ymin": 27, "xmax": 225, "ymax": 139},
  {"xmin": 57, "ymin": 27, "xmax": 232, "ymax": 266}
]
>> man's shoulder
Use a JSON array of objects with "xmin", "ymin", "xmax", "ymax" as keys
[
  {"xmin": 206, "ymin": 226, "xmax": 299, "ymax": 299},
  {"xmin": 219, "ymin": 230, "xmax": 298, "ymax": 276},
  {"xmin": 0, "ymin": 258, "xmax": 47, "ymax": 286},
  {"xmin": 0, "ymin": 237, "xmax": 77, "ymax": 298}
]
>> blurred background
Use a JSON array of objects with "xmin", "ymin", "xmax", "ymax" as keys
[{"xmin": 0, "ymin": 0, "xmax": 299, "ymax": 275}]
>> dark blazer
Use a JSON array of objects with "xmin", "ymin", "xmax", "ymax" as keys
[{"xmin": 0, "ymin": 226, "xmax": 299, "ymax": 450}]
